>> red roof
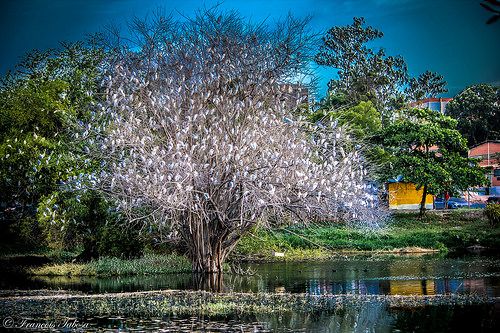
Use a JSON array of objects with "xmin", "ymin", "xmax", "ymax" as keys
[{"xmin": 409, "ymin": 97, "xmax": 453, "ymax": 107}]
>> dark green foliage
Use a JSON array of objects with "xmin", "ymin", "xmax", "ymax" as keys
[
  {"xmin": 97, "ymin": 224, "xmax": 145, "ymax": 259},
  {"xmin": 315, "ymin": 17, "xmax": 408, "ymax": 115},
  {"xmin": 405, "ymin": 70, "xmax": 447, "ymax": 100},
  {"xmin": 446, "ymin": 84, "xmax": 500, "ymax": 147},
  {"xmin": 38, "ymin": 191, "xmax": 145, "ymax": 260},
  {"xmin": 484, "ymin": 203, "xmax": 500, "ymax": 227},
  {"xmin": 376, "ymin": 108, "xmax": 487, "ymax": 214},
  {"xmin": 0, "ymin": 215, "xmax": 45, "ymax": 253}
]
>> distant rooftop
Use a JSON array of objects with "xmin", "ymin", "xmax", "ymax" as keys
[
  {"xmin": 469, "ymin": 140, "xmax": 500, "ymax": 150},
  {"xmin": 409, "ymin": 97, "xmax": 453, "ymax": 114}
]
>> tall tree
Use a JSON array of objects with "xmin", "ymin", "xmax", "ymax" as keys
[
  {"xmin": 376, "ymin": 108, "xmax": 486, "ymax": 215},
  {"xmin": 315, "ymin": 17, "xmax": 408, "ymax": 119},
  {"xmin": 85, "ymin": 10, "xmax": 377, "ymax": 273},
  {"xmin": 0, "ymin": 42, "xmax": 105, "ymax": 252},
  {"xmin": 446, "ymin": 84, "xmax": 500, "ymax": 147},
  {"xmin": 406, "ymin": 70, "xmax": 448, "ymax": 101}
]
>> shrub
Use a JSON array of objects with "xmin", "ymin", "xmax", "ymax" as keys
[
  {"xmin": 38, "ymin": 190, "xmax": 146, "ymax": 259},
  {"xmin": 484, "ymin": 203, "xmax": 500, "ymax": 227}
]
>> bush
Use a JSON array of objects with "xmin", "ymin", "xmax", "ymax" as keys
[
  {"xmin": 484, "ymin": 203, "xmax": 500, "ymax": 227},
  {"xmin": 0, "ymin": 215, "xmax": 46, "ymax": 253},
  {"xmin": 38, "ymin": 190, "xmax": 146, "ymax": 259},
  {"xmin": 97, "ymin": 223, "xmax": 145, "ymax": 259}
]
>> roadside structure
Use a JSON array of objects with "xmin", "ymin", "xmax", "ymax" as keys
[
  {"xmin": 409, "ymin": 97, "xmax": 453, "ymax": 114},
  {"xmin": 387, "ymin": 181, "xmax": 433, "ymax": 210},
  {"xmin": 468, "ymin": 140, "xmax": 500, "ymax": 195}
]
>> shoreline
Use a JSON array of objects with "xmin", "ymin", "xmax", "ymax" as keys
[
  {"xmin": 230, "ymin": 247, "xmax": 441, "ymax": 263},
  {"xmin": 0, "ymin": 247, "xmax": 485, "ymax": 277}
]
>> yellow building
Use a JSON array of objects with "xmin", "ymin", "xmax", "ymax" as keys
[{"xmin": 388, "ymin": 182, "xmax": 433, "ymax": 210}]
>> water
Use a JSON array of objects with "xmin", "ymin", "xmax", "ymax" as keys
[
  {"xmin": 1, "ymin": 253, "xmax": 499, "ymax": 332},
  {"xmin": 3, "ymin": 253, "xmax": 499, "ymax": 296},
  {"xmin": 4, "ymin": 304, "xmax": 498, "ymax": 332}
]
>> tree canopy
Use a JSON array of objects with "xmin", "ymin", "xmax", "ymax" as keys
[
  {"xmin": 376, "ymin": 108, "xmax": 487, "ymax": 214},
  {"xmin": 315, "ymin": 17, "xmax": 448, "ymax": 125},
  {"xmin": 0, "ymin": 42, "xmax": 106, "ymax": 253},
  {"xmin": 83, "ymin": 10, "xmax": 377, "ymax": 273},
  {"xmin": 405, "ymin": 70, "xmax": 448, "ymax": 101},
  {"xmin": 446, "ymin": 84, "xmax": 500, "ymax": 147},
  {"xmin": 315, "ymin": 17, "xmax": 407, "ymax": 114}
]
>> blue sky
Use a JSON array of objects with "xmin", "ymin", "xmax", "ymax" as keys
[{"xmin": 1, "ymin": 0, "xmax": 499, "ymax": 97}]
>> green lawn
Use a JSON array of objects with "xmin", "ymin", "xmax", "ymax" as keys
[{"xmin": 234, "ymin": 209, "xmax": 499, "ymax": 260}]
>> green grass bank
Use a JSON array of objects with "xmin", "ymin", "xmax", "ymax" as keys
[
  {"xmin": 234, "ymin": 209, "xmax": 500, "ymax": 261},
  {"xmin": 28, "ymin": 253, "xmax": 191, "ymax": 277}
]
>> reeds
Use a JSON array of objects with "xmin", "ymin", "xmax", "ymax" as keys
[{"xmin": 29, "ymin": 254, "xmax": 191, "ymax": 277}]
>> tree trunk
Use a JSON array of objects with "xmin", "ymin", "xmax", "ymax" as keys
[
  {"xmin": 180, "ymin": 205, "xmax": 254, "ymax": 274},
  {"xmin": 182, "ymin": 216, "xmax": 237, "ymax": 274},
  {"xmin": 419, "ymin": 184, "xmax": 428, "ymax": 216},
  {"xmin": 190, "ymin": 244, "xmax": 226, "ymax": 273}
]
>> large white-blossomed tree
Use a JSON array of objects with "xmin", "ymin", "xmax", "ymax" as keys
[{"xmin": 95, "ymin": 10, "xmax": 375, "ymax": 273}]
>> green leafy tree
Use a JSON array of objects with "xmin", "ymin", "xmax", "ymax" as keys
[
  {"xmin": 38, "ymin": 191, "xmax": 145, "ymax": 259},
  {"xmin": 312, "ymin": 98, "xmax": 381, "ymax": 139},
  {"xmin": 315, "ymin": 18, "xmax": 449, "ymax": 126},
  {"xmin": 332, "ymin": 101, "xmax": 382, "ymax": 139},
  {"xmin": 446, "ymin": 84, "xmax": 500, "ymax": 147},
  {"xmin": 0, "ymin": 42, "xmax": 105, "ymax": 253},
  {"xmin": 315, "ymin": 17, "xmax": 408, "ymax": 119},
  {"xmin": 310, "ymin": 97, "xmax": 392, "ymax": 182},
  {"xmin": 406, "ymin": 70, "xmax": 448, "ymax": 101},
  {"xmin": 376, "ymin": 108, "xmax": 487, "ymax": 215}
]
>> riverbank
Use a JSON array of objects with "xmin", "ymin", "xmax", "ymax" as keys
[
  {"xmin": 234, "ymin": 209, "xmax": 500, "ymax": 261},
  {"xmin": 26, "ymin": 254, "xmax": 192, "ymax": 277},
  {"xmin": 4, "ymin": 209, "xmax": 498, "ymax": 276}
]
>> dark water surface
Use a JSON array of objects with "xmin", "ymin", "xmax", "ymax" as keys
[
  {"xmin": 5, "ymin": 303, "xmax": 498, "ymax": 332},
  {"xmin": 2, "ymin": 253, "xmax": 499, "ymax": 296},
  {"xmin": 1, "ymin": 253, "xmax": 499, "ymax": 332}
]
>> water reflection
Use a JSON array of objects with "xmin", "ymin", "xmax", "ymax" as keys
[
  {"xmin": 301, "ymin": 277, "xmax": 498, "ymax": 296},
  {"xmin": 40, "ymin": 302, "xmax": 498, "ymax": 333},
  {"xmin": 5, "ymin": 254, "xmax": 499, "ymax": 297}
]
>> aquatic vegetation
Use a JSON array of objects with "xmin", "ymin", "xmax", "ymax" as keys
[
  {"xmin": 29, "ymin": 254, "xmax": 191, "ymax": 277},
  {"xmin": 0, "ymin": 290, "xmax": 494, "ymax": 318},
  {"xmin": 85, "ymin": 254, "xmax": 191, "ymax": 276},
  {"xmin": 29, "ymin": 263, "xmax": 89, "ymax": 276}
]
